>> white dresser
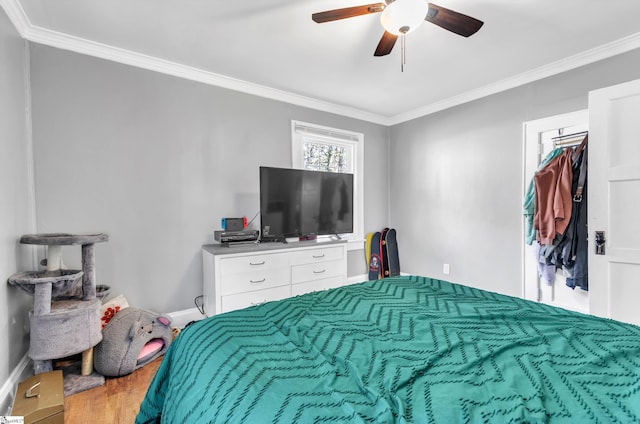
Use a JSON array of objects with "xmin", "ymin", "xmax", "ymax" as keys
[{"xmin": 202, "ymin": 241, "xmax": 348, "ymax": 316}]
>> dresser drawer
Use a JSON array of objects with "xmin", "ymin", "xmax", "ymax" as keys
[
  {"xmin": 291, "ymin": 259, "xmax": 344, "ymax": 285},
  {"xmin": 221, "ymin": 285, "xmax": 291, "ymax": 313},
  {"xmin": 289, "ymin": 245, "xmax": 344, "ymax": 266},
  {"xmin": 220, "ymin": 253, "xmax": 289, "ymax": 276},
  {"xmin": 220, "ymin": 267, "xmax": 290, "ymax": 296},
  {"xmin": 292, "ymin": 277, "xmax": 346, "ymax": 297}
]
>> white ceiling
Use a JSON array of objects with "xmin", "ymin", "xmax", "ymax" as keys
[{"xmin": 3, "ymin": 0, "xmax": 640, "ymax": 125}]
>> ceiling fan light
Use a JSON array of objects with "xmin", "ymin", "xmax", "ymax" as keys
[{"xmin": 380, "ymin": 0, "xmax": 429, "ymax": 36}]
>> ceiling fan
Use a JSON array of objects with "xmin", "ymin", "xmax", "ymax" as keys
[{"xmin": 312, "ymin": 0, "xmax": 483, "ymax": 57}]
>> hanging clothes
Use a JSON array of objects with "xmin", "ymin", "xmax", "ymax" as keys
[
  {"xmin": 534, "ymin": 240, "xmax": 556, "ymax": 285},
  {"xmin": 565, "ymin": 154, "xmax": 588, "ymax": 290},
  {"xmin": 533, "ymin": 149, "xmax": 574, "ymax": 245},
  {"xmin": 523, "ymin": 148, "xmax": 563, "ymax": 245},
  {"xmin": 556, "ymin": 138, "xmax": 589, "ymax": 290},
  {"xmin": 524, "ymin": 148, "xmax": 564, "ymax": 286},
  {"xmin": 523, "ymin": 134, "xmax": 589, "ymax": 291}
]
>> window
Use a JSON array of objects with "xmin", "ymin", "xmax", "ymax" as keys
[
  {"xmin": 303, "ymin": 142, "xmax": 349, "ymax": 173},
  {"xmin": 291, "ymin": 120, "xmax": 364, "ymax": 249}
]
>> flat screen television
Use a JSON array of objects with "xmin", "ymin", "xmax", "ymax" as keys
[{"xmin": 259, "ymin": 166, "xmax": 354, "ymax": 241}]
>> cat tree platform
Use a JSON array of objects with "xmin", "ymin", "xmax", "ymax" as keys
[{"xmin": 8, "ymin": 233, "xmax": 109, "ymax": 395}]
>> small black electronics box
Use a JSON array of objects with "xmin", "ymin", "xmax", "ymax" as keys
[{"xmin": 214, "ymin": 230, "xmax": 259, "ymax": 244}]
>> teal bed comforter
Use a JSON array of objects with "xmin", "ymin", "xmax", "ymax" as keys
[{"xmin": 136, "ymin": 276, "xmax": 640, "ymax": 423}]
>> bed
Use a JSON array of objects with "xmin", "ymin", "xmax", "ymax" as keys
[{"xmin": 136, "ymin": 275, "xmax": 640, "ymax": 423}]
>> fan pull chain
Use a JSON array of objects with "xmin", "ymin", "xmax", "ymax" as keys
[
  {"xmin": 399, "ymin": 26, "xmax": 409, "ymax": 72},
  {"xmin": 401, "ymin": 35, "xmax": 406, "ymax": 72}
]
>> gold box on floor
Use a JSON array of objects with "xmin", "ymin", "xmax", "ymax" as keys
[{"xmin": 12, "ymin": 370, "xmax": 64, "ymax": 424}]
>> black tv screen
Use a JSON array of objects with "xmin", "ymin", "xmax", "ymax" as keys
[{"xmin": 259, "ymin": 166, "xmax": 354, "ymax": 239}]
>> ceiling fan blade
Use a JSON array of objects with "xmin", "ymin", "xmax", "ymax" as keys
[
  {"xmin": 312, "ymin": 3, "xmax": 386, "ymax": 23},
  {"xmin": 425, "ymin": 3, "xmax": 483, "ymax": 37},
  {"xmin": 374, "ymin": 31, "xmax": 398, "ymax": 56}
]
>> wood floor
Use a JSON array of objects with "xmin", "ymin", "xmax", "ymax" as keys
[{"xmin": 63, "ymin": 357, "xmax": 161, "ymax": 424}]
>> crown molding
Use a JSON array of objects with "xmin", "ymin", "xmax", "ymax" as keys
[
  {"xmin": 3, "ymin": 0, "xmax": 640, "ymax": 127},
  {"xmin": 0, "ymin": 0, "xmax": 28, "ymax": 37},
  {"xmin": 387, "ymin": 31, "xmax": 640, "ymax": 126},
  {"xmin": 29, "ymin": 27, "xmax": 390, "ymax": 125}
]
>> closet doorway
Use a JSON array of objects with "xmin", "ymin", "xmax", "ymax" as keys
[{"xmin": 522, "ymin": 110, "xmax": 588, "ymax": 313}]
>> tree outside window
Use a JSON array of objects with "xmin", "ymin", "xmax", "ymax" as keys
[{"xmin": 303, "ymin": 142, "xmax": 348, "ymax": 173}]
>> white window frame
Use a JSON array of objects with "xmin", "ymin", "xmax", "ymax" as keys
[{"xmin": 291, "ymin": 120, "xmax": 364, "ymax": 250}]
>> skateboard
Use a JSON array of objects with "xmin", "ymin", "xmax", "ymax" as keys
[
  {"xmin": 380, "ymin": 228, "xmax": 389, "ymax": 278},
  {"xmin": 368, "ymin": 232, "xmax": 382, "ymax": 280},
  {"xmin": 384, "ymin": 228, "xmax": 400, "ymax": 277},
  {"xmin": 365, "ymin": 232, "xmax": 373, "ymax": 269}
]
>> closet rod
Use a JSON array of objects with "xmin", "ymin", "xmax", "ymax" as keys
[
  {"xmin": 551, "ymin": 130, "xmax": 588, "ymax": 141},
  {"xmin": 555, "ymin": 138, "xmax": 584, "ymax": 148},
  {"xmin": 552, "ymin": 130, "xmax": 588, "ymax": 148}
]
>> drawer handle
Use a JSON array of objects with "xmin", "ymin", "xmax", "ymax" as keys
[
  {"xmin": 250, "ymin": 261, "xmax": 266, "ymax": 266},
  {"xmin": 250, "ymin": 278, "xmax": 266, "ymax": 284},
  {"xmin": 251, "ymin": 300, "xmax": 267, "ymax": 306},
  {"xmin": 313, "ymin": 269, "xmax": 326, "ymax": 274},
  {"xmin": 313, "ymin": 254, "xmax": 325, "ymax": 258}
]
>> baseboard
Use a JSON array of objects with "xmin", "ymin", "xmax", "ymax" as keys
[
  {"xmin": 346, "ymin": 273, "xmax": 410, "ymax": 284},
  {"xmin": 0, "ymin": 353, "xmax": 32, "ymax": 416},
  {"xmin": 167, "ymin": 307, "xmax": 206, "ymax": 329},
  {"xmin": 347, "ymin": 274, "xmax": 368, "ymax": 284}
]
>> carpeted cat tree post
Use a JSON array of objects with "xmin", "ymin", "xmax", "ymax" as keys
[{"xmin": 8, "ymin": 233, "xmax": 108, "ymax": 395}]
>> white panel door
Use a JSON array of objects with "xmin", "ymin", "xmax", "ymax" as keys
[{"xmin": 588, "ymin": 78, "xmax": 640, "ymax": 325}]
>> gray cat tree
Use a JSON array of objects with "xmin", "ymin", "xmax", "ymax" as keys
[{"xmin": 8, "ymin": 233, "xmax": 108, "ymax": 394}]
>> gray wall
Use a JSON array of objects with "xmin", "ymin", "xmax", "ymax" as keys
[
  {"xmin": 29, "ymin": 44, "xmax": 389, "ymax": 314},
  {"xmin": 389, "ymin": 48, "xmax": 640, "ymax": 297},
  {"xmin": 0, "ymin": 8, "xmax": 34, "ymax": 413}
]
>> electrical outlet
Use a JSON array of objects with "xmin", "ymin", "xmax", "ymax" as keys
[{"xmin": 443, "ymin": 263, "xmax": 450, "ymax": 275}]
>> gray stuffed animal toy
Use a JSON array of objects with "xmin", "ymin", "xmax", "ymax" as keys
[{"xmin": 94, "ymin": 307, "xmax": 172, "ymax": 377}]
